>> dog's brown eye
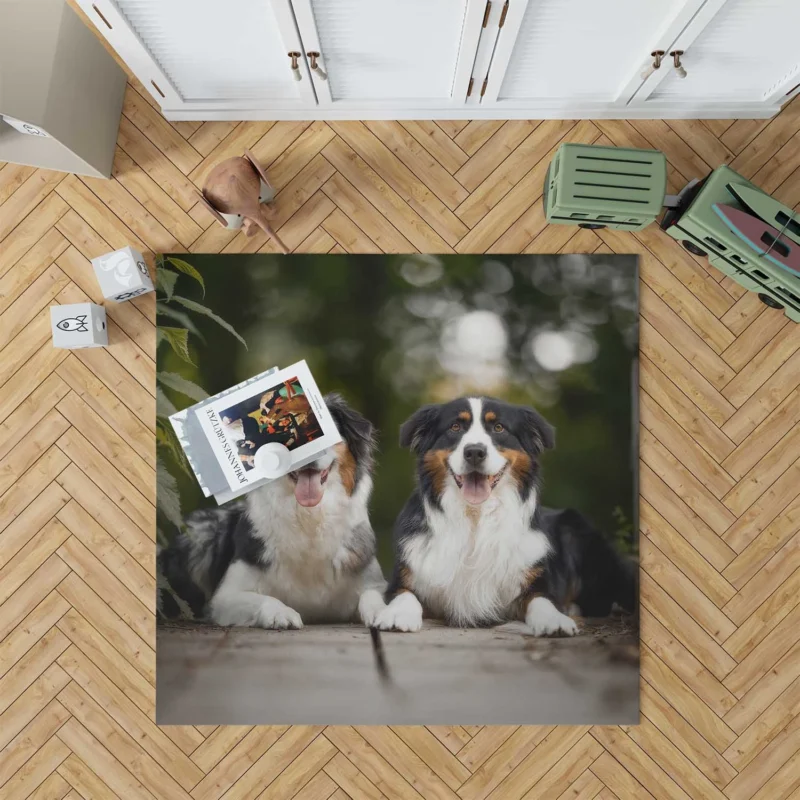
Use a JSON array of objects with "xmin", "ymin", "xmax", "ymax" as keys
[
  {"xmin": 494, "ymin": 423, "xmax": 504, "ymax": 432},
  {"xmin": 450, "ymin": 422, "xmax": 461, "ymax": 432}
]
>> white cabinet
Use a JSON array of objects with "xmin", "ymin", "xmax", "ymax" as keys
[
  {"xmin": 478, "ymin": 0, "xmax": 706, "ymax": 108},
  {"xmin": 76, "ymin": 0, "xmax": 800, "ymax": 120},
  {"xmin": 630, "ymin": 0, "xmax": 800, "ymax": 110},
  {"xmin": 79, "ymin": 0, "xmax": 316, "ymax": 111},
  {"xmin": 290, "ymin": 0, "xmax": 486, "ymax": 109}
]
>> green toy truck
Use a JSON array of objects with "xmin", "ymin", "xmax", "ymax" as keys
[
  {"xmin": 659, "ymin": 165, "xmax": 800, "ymax": 323},
  {"xmin": 544, "ymin": 143, "xmax": 800, "ymax": 322},
  {"xmin": 543, "ymin": 144, "xmax": 667, "ymax": 232}
]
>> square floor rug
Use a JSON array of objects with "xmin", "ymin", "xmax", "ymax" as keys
[{"xmin": 155, "ymin": 253, "xmax": 639, "ymax": 725}]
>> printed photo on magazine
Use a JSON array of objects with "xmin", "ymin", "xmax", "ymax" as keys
[{"xmin": 195, "ymin": 360, "xmax": 341, "ymax": 492}]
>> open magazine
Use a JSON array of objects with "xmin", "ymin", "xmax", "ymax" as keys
[{"xmin": 169, "ymin": 361, "xmax": 341, "ymax": 504}]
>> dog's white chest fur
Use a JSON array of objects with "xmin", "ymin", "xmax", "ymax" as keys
[
  {"xmin": 403, "ymin": 486, "xmax": 550, "ymax": 625},
  {"xmin": 242, "ymin": 480, "xmax": 367, "ymax": 622}
]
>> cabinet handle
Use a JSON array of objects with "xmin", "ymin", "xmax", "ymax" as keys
[
  {"xmin": 641, "ymin": 50, "xmax": 665, "ymax": 81},
  {"xmin": 498, "ymin": 1, "xmax": 509, "ymax": 28},
  {"xmin": 307, "ymin": 52, "xmax": 328, "ymax": 81},
  {"xmin": 288, "ymin": 51, "xmax": 302, "ymax": 81},
  {"xmin": 670, "ymin": 50, "xmax": 687, "ymax": 79},
  {"xmin": 92, "ymin": 4, "xmax": 113, "ymax": 29}
]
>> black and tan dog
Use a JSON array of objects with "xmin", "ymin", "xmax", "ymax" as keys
[{"xmin": 375, "ymin": 397, "xmax": 635, "ymax": 635}]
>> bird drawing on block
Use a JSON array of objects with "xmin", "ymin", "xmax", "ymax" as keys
[{"xmin": 198, "ymin": 149, "xmax": 289, "ymax": 254}]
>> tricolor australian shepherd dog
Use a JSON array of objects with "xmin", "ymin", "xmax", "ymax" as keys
[
  {"xmin": 374, "ymin": 397, "xmax": 635, "ymax": 635},
  {"xmin": 158, "ymin": 394, "xmax": 386, "ymax": 629}
]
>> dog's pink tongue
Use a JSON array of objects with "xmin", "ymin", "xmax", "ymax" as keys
[
  {"xmin": 462, "ymin": 473, "xmax": 491, "ymax": 505},
  {"xmin": 295, "ymin": 470, "xmax": 324, "ymax": 507}
]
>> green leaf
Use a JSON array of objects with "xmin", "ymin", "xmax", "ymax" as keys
[
  {"xmin": 156, "ymin": 420, "xmax": 192, "ymax": 476},
  {"xmin": 157, "ymin": 458, "xmax": 183, "ymax": 531},
  {"xmin": 172, "ymin": 295, "xmax": 248, "ymax": 349},
  {"xmin": 156, "ymin": 386, "xmax": 177, "ymax": 418},
  {"xmin": 165, "ymin": 257, "xmax": 205, "ymax": 297},
  {"xmin": 157, "ymin": 371, "xmax": 209, "ymax": 403},
  {"xmin": 156, "ymin": 268, "xmax": 179, "ymax": 301},
  {"xmin": 161, "ymin": 326, "xmax": 194, "ymax": 365},
  {"xmin": 156, "ymin": 303, "xmax": 202, "ymax": 337},
  {"xmin": 156, "ymin": 527, "xmax": 171, "ymax": 549},
  {"xmin": 157, "ymin": 567, "xmax": 195, "ymax": 618}
]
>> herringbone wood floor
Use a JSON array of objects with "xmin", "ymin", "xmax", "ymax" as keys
[{"xmin": 2, "ymin": 66, "xmax": 800, "ymax": 799}]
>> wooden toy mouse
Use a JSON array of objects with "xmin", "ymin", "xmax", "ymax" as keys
[{"xmin": 197, "ymin": 149, "xmax": 289, "ymax": 254}]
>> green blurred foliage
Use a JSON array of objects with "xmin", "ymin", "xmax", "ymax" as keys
[{"xmin": 157, "ymin": 254, "xmax": 638, "ymax": 567}]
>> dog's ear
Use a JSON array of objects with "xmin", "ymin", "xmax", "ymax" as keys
[
  {"xmin": 399, "ymin": 404, "xmax": 441, "ymax": 454},
  {"xmin": 325, "ymin": 393, "xmax": 376, "ymax": 464},
  {"xmin": 521, "ymin": 406, "xmax": 555, "ymax": 453}
]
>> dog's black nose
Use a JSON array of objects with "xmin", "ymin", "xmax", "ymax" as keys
[{"xmin": 464, "ymin": 444, "xmax": 487, "ymax": 466}]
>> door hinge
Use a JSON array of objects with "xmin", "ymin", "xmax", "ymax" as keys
[
  {"xmin": 482, "ymin": 0, "xmax": 491, "ymax": 27},
  {"xmin": 480, "ymin": 77, "xmax": 488, "ymax": 97},
  {"xmin": 499, "ymin": 0, "xmax": 509, "ymax": 27},
  {"xmin": 467, "ymin": 77, "xmax": 475, "ymax": 97}
]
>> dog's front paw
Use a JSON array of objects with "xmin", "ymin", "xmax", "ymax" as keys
[
  {"xmin": 525, "ymin": 597, "xmax": 578, "ymax": 637},
  {"xmin": 358, "ymin": 589, "xmax": 386, "ymax": 627},
  {"xmin": 374, "ymin": 593, "xmax": 423, "ymax": 632},
  {"xmin": 257, "ymin": 597, "xmax": 303, "ymax": 630}
]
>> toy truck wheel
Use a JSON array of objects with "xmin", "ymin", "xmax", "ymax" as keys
[
  {"xmin": 682, "ymin": 240, "xmax": 707, "ymax": 257},
  {"xmin": 578, "ymin": 223, "xmax": 606, "ymax": 229},
  {"xmin": 758, "ymin": 293, "xmax": 784, "ymax": 310}
]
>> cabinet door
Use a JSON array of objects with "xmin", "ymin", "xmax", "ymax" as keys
[
  {"xmin": 480, "ymin": 0, "xmax": 705, "ymax": 110},
  {"xmin": 290, "ymin": 0, "xmax": 486, "ymax": 108},
  {"xmin": 632, "ymin": 0, "xmax": 800, "ymax": 109},
  {"xmin": 76, "ymin": 0, "xmax": 316, "ymax": 112}
]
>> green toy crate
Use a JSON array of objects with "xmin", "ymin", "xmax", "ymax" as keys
[
  {"xmin": 660, "ymin": 165, "xmax": 800, "ymax": 322},
  {"xmin": 544, "ymin": 143, "xmax": 667, "ymax": 231}
]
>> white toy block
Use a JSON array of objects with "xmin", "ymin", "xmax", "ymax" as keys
[
  {"xmin": 91, "ymin": 246, "xmax": 154, "ymax": 302},
  {"xmin": 50, "ymin": 303, "xmax": 107, "ymax": 349}
]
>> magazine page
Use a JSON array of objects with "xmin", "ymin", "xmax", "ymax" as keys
[
  {"xmin": 168, "ymin": 366, "xmax": 280, "ymax": 499},
  {"xmin": 194, "ymin": 360, "xmax": 341, "ymax": 492}
]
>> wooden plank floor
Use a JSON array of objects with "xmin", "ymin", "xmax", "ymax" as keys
[{"xmin": 2, "ymin": 80, "xmax": 800, "ymax": 799}]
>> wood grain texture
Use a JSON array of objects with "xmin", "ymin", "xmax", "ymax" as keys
[{"xmin": 1, "ymin": 64, "xmax": 799, "ymax": 797}]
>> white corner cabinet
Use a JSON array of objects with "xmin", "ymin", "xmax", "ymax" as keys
[{"xmin": 76, "ymin": 0, "xmax": 800, "ymax": 121}]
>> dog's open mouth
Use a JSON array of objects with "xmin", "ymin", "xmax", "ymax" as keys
[
  {"xmin": 288, "ymin": 467, "xmax": 330, "ymax": 507},
  {"xmin": 450, "ymin": 464, "xmax": 507, "ymax": 505}
]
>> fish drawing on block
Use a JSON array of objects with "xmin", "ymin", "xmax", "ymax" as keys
[
  {"xmin": 712, "ymin": 204, "xmax": 800, "ymax": 276},
  {"xmin": 57, "ymin": 315, "xmax": 89, "ymax": 332}
]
